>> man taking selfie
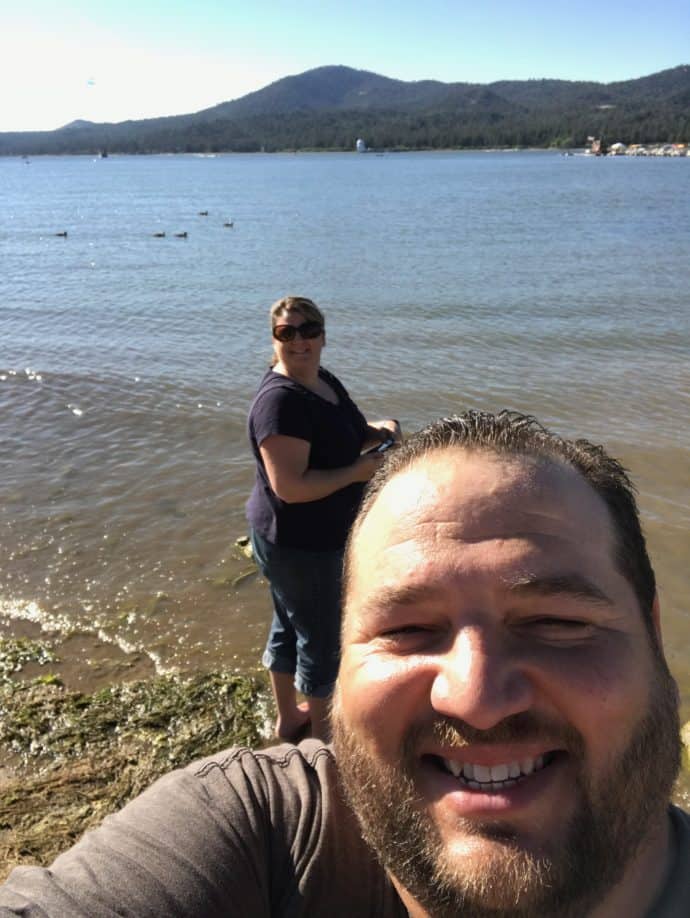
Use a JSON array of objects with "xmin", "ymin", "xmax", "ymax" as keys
[{"xmin": 1, "ymin": 411, "xmax": 687, "ymax": 917}]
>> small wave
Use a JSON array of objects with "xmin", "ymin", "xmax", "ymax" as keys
[
  {"xmin": 93, "ymin": 626, "xmax": 179, "ymax": 676},
  {"xmin": 0, "ymin": 597, "xmax": 78, "ymax": 637},
  {"xmin": 145, "ymin": 648, "xmax": 180, "ymax": 676},
  {"xmin": 0, "ymin": 596, "xmax": 181, "ymax": 678}
]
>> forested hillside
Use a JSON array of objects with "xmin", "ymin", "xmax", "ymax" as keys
[{"xmin": 2, "ymin": 64, "xmax": 688, "ymax": 155}]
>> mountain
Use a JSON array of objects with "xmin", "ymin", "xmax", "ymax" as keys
[
  {"xmin": 58, "ymin": 119, "xmax": 97, "ymax": 131},
  {"xmin": 1, "ymin": 64, "xmax": 688, "ymax": 155},
  {"xmin": 194, "ymin": 67, "xmax": 457, "ymax": 120}
]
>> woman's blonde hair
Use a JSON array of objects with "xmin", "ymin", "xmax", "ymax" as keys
[{"xmin": 270, "ymin": 296, "xmax": 325, "ymax": 329}]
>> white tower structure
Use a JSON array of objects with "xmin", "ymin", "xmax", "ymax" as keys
[{"xmin": 355, "ymin": 138, "xmax": 367, "ymax": 153}]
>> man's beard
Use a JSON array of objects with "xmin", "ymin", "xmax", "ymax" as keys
[{"xmin": 332, "ymin": 669, "xmax": 680, "ymax": 918}]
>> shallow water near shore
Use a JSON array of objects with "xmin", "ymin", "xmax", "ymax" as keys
[{"xmin": 1, "ymin": 152, "xmax": 689, "ymax": 752}]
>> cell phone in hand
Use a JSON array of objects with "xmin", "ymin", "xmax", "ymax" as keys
[{"xmin": 364, "ymin": 437, "xmax": 395, "ymax": 456}]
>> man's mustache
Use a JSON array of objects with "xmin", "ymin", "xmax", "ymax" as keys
[{"xmin": 405, "ymin": 711, "xmax": 585, "ymax": 756}]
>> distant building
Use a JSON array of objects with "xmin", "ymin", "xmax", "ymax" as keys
[
  {"xmin": 607, "ymin": 142, "xmax": 627, "ymax": 156},
  {"xmin": 355, "ymin": 138, "xmax": 367, "ymax": 153}
]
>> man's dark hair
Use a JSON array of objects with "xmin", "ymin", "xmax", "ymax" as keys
[{"xmin": 347, "ymin": 410, "xmax": 657, "ymax": 640}]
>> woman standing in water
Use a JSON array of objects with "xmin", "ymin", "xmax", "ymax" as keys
[{"xmin": 247, "ymin": 296, "xmax": 400, "ymax": 741}]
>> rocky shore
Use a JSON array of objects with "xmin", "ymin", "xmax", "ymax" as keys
[{"xmin": 0, "ymin": 636, "xmax": 271, "ymax": 881}]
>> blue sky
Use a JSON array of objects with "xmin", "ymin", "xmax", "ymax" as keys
[{"xmin": 2, "ymin": 0, "xmax": 688, "ymax": 131}]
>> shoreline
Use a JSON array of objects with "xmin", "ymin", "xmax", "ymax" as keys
[
  {"xmin": 4, "ymin": 144, "xmax": 689, "ymax": 158},
  {"xmin": 3, "ymin": 147, "xmax": 567, "ymax": 160},
  {"xmin": 0, "ymin": 147, "xmax": 617, "ymax": 158}
]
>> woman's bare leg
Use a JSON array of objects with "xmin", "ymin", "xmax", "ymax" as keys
[
  {"xmin": 270, "ymin": 671, "xmax": 311, "ymax": 741},
  {"xmin": 306, "ymin": 695, "xmax": 331, "ymax": 742}
]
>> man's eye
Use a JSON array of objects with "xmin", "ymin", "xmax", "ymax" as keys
[
  {"xmin": 381, "ymin": 625, "xmax": 428, "ymax": 637},
  {"xmin": 525, "ymin": 617, "xmax": 594, "ymax": 637},
  {"xmin": 377, "ymin": 624, "xmax": 438, "ymax": 647}
]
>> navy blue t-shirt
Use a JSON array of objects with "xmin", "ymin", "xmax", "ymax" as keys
[{"xmin": 246, "ymin": 368, "xmax": 369, "ymax": 550}]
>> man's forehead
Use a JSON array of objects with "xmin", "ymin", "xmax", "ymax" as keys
[{"xmin": 352, "ymin": 448, "xmax": 612, "ymax": 556}]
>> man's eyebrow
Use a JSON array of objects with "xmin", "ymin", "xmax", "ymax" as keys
[
  {"xmin": 355, "ymin": 575, "xmax": 614, "ymax": 618},
  {"xmin": 507, "ymin": 574, "xmax": 614, "ymax": 606},
  {"xmin": 362, "ymin": 584, "xmax": 443, "ymax": 612}
]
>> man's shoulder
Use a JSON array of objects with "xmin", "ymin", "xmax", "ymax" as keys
[
  {"xmin": 669, "ymin": 802, "xmax": 690, "ymax": 853},
  {"xmin": 669, "ymin": 803, "xmax": 690, "ymax": 858},
  {"xmin": 182, "ymin": 738, "xmax": 339, "ymax": 799},
  {"xmin": 0, "ymin": 741, "xmax": 404, "ymax": 917},
  {"xmin": 670, "ymin": 803, "xmax": 690, "ymax": 823},
  {"xmin": 134, "ymin": 739, "xmax": 343, "ymax": 842},
  {"xmin": 649, "ymin": 805, "xmax": 690, "ymax": 917},
  {"xmin": 189, "ymin": 737, "xmax": 336, "ymax": 773}
]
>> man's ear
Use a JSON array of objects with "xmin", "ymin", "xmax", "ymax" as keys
[{"xmin": 651, "ymin": 592, "xmax": 663, "ymax": 648}]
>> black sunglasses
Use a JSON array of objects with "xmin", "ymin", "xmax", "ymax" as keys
[{"xmin": 272, "ymin": 321, "xmax": 323, "ymax": 342}]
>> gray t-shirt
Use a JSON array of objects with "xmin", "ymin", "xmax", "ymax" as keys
[{"xmin": 1, "ymin": 740, "xmax": 689, "ymax": 917}]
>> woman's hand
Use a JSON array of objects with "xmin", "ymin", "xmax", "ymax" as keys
[
  {"xmin": 382, "ymin": 419, "xmax": 403, "ymax": 443},
  {"xmin": 364, "ymin": 419, "xmax": 403, "ymax": 449},
  {"xmin": 352, "ymin": 450, "xmax": 387, "ymax": 482}
]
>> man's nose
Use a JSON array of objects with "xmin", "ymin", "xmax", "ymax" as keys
[{"xmin": 429, "ymin": 626, "xmax": 534, "ymax": 731}]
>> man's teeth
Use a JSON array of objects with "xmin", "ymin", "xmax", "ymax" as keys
[{"xmin": 442, "ymin": 755, "xmax": 546, "ymax": 789}]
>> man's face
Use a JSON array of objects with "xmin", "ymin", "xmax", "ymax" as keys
[{"xmin": 333, "ymin": 449, "xmax": 679, "ymax": 917}]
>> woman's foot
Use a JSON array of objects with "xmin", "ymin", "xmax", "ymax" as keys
[{"xmin": 275, "ymin": 701, "xmax": 311, "ymax": 743}]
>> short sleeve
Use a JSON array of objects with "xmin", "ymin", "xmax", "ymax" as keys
[{"xmin": 250, "ymin": 385, "xmax": 313, "ymax": 447}]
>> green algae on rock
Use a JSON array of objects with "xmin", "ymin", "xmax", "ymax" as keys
[
  {"xmin": 0, "ymin": 670, "xmax": 267, "ymax": 766},
  {"xmin": 0, "ymin": 661, "xmax": 269, "ymax": 881},
  {"xmin": 0, "ymin": 637, "xmax": 58, "ymax": 685}
]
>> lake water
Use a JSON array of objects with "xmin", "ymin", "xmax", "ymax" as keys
[{"xmin": 1, "ymin": 152, "xmax": 689, "ymax": 724}]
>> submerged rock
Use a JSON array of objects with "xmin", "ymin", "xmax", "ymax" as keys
[
  {"xmin": 209, "ymin": 535, "xmax": 257, "ymax": 588},
  {"xmin": 235, "ymin": 534, "xmax": 254, "ymax": 560}
]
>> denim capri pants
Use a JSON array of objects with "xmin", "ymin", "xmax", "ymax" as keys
[{"xmin": 250, "ymin": 529, "xmax": 344, "ymax": 698}]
